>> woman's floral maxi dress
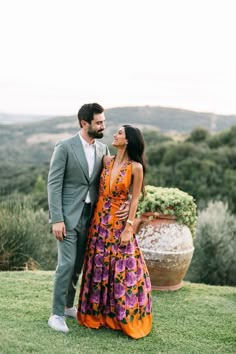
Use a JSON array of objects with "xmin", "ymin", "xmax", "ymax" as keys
[{"xmin": 77, "ymin": 157, "xmax": 152, "ymax": 339}]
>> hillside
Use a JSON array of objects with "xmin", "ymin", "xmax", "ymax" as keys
[
  {"xmin": 0, "ymin": 112, "xmax": 53, "ymax": 124},
  {"xmin": 106, "ymin": 106, "xmax": 236, "ymax": 133},
  {"xmin": 1, "ymin": 106, "xmax": 236, "ymax": 133},
  {"xmin": 1, "ymin": 106, "xmax": 236, "ymax": 166},
  {"xmin": 0, "ymin": 271, "xmax": 235, "ymax": 353}
]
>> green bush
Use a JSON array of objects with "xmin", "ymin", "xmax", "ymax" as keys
[
  {"xmin": 186, "ymin": 127, "xmax": 209, "ymax": 143},
  {"xmin": 0, "ymin": 196, "xmax": 57, "ymax": 270},
  {"xmin": 136, "ymin": 185, "xmax": 197, "ymax": 237},
  {"xmin": 186, "ymin": 201, "xmax": 236, "ymax": 286}
]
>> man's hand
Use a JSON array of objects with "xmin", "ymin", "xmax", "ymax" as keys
[
  {"xmin": 52, "ymin": 222, "xmax": 66, "ymax": 241},
  {"xmin": 115, "ymin": 200, "xmax": 130, "ymax": 220}
]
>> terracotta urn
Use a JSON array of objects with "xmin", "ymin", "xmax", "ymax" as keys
[{"xmin": 134, "ymin": 212, "xmax": 194, "ymax": 291}]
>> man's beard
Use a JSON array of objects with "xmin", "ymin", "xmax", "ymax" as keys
[{"xmin": 88, "ymin": 126, "xmax": 104, "ymax": 139}]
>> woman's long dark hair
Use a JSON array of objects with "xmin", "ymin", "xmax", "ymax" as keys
[{"xmin": 123, "ymin": 124, "xmax": 146, "ymax": 196}]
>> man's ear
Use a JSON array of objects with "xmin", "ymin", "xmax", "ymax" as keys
[{"xmin": 81, "ymin": 120, "xmax": 87, "ymax": 128}]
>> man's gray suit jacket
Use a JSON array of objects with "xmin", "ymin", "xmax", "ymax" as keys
[{"xmin": 48, "ymin": 133, "xmax": 109, "ymax": 230}]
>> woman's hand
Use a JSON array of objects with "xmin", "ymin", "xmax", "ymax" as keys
[{"xmin": 119, "ymin": 225, "xmax": 133, "ymax": 247}]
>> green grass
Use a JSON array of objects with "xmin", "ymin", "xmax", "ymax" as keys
[{"xmin": 0, "ymin": 271, "xmax": 235, "ymax": 354}]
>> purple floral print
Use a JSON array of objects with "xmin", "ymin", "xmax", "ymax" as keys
[
  {"xmin": 116, "ymin": 304, "xmax": 126, "ymax": 320},
  {"xmin": 125, "ymin": 272, "xmax": 137, "ymax": 287},
  {"xmin": 101, "ymin": 213, "xmax": 111, "ymax": 225},
  {"xmin": 114, "ymin": 283, "xmax": 126, "ymax": 299},
  {"xmin": 94, "ymin": 254, "xmax": 104, "ymax": 267},
  {"xmin": 93, "ymin": 268, "xmax": 103, "ymax": 283},
  {"xmin": 126, "ymin": 257, "xmax": 136, "ymax": 270},
  {"xmin": 115, "ymin": 259, "xmax": 125, "ymax": 273},
  {"xmin": 126, "ymin": 293, "xmax": 137, "ymax": 308}
]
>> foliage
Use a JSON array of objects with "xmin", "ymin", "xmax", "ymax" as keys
[
  {"xmin": 32, "ymin": 174, "xmax": 48, "ymax": 209},
  {"xmin": 223, "ymin": 169, "xmax": 236, "ymax": 212},
  {"xmin": 143, "ymin": 130, "xmax": 171, "ymax": 145},
  {"xmin": 207, "ymin": 125, "xmax": 236, "ymax": 148},
  {"xmin": 0, "ymin": 163, "xmax": 48, "ymax": 196},
  {"xmin": 145, "ymin": 125, "xmax": 236, "ymax": 214},
  {"xmin": 2, "ymin": 120, "xmax": 236, "ymax": 218},
  {"xmin": 33, "ymin": 175, "xmax": 47, "ymax": 194},
  {"xmin": 0, "ymin": 271, "xmax": 235, "ymax": 354},
  {"xmin": 186, "ymin": 201, "xmax": 236, "ymax": 286},
  {"xmin": 0, "ymin": 195, "xmax": 57, "ymax": 270},
  {"xmin": 1, "ymin": 108, "xmax": 236, "ymax": 166},
  {"xmin": 186, "ymin": 127, "xmax": 209, "ymax": 143},
  {"xmin": 137, "ymin": 185, "xmax": 197, "ymax": 237}
]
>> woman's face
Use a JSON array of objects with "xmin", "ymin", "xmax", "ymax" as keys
[{"xmin": 112, "ymin": 127, "xmax": 128, "ymax": 147}]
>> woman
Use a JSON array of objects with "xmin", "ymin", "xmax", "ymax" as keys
[{"xmin": 77, "ymin": 125, "xmax": 152, "ymax": 339}]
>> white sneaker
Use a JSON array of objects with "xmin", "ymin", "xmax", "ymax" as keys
[
  {"xmin": 48, "ymin": 314, "xmax": 69, "ymax": 333},
  {"xmin": 64, "ymin": 306, "xmax": 77, "ymax": 319}
]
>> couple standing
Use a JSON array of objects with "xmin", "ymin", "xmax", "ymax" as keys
[{"xmin": 47, "ymin": 103, "xmax": 152, "ymax": 339}]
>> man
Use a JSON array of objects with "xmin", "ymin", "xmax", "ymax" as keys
[{"xmin": 47, "ymin": 103, "xmax": 127, "ymax": 333}]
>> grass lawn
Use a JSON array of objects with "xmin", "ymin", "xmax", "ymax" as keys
[{"xmin": 0, "ymin": 271, "xmax": 235, "ymax": 354}]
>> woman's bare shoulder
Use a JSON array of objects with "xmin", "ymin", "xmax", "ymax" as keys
[{"xmin": 131, "ymin": 161, "xmax": 143, "ymax": 172}]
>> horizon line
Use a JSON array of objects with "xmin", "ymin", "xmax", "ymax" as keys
[{"xmin": 1, "ymin": 104, "xmax": 236, "ymax": 118}]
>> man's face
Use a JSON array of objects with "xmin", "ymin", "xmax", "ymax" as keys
[{"xmin": 88, "ymin": 112, "xmax": 106, "ymax": 139}]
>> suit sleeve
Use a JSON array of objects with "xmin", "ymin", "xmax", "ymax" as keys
[{"xmin": 47, "ymin": 142, "xmax": 67, "ymax": 224}]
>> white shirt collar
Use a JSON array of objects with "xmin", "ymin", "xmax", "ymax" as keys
[{"xmin": 79, "ymin": 132, "xmax": 95, "ymax": 148}]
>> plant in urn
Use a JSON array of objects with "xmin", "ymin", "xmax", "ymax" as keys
[{"xmin": 135, "ymin": 186, "xmax": 197, "ymax": 290}]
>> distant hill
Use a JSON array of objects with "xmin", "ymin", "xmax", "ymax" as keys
[
  {"xmin": 1, "ymin": 106, "xmax": 236, "ymax": 131},
  {"xmin": 1, "ymin": 106, "xmax": 236, "ymax": 165},
  {"xmin": 106, "ymin": 106, "xmax": 236, "ymax": 133},
  {"xmin": 0, "ymin": 113, "xmax": 54, "ymax": 124}
]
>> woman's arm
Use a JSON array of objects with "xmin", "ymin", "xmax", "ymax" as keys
[{"xmin": 119, "ymin": 161, "xmax": 143, "ymax": 246}]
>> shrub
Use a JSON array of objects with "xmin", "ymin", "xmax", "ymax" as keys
[
  {"xmin": 186, "ymin": 201, "xmax": 236, "ymax": 286},
  {"xmin": 136, "ymin": 185, "xmax": 197, "ymax": 237},
  {"xmin": 186, "ymin": 127, "xmax": 209, "ymax": 143},
  {"xmin": 0, "ymin": 196, "xmax": 57, "ymax": 270}
]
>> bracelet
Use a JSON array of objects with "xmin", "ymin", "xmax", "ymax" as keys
[{"xmin": 127, "ymin": 219, "xmax": 133, "ymax": 226}]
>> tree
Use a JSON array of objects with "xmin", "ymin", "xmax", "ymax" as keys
[{"xmin": 187, "ymin": 127, "xmax": 209, "ymax": 143}]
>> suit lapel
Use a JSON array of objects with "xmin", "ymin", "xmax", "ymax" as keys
[
  {"xmin": 90, "ymin": 142, "xmax": 103, "ymax": 181},
  {"xmin": 71, "ymin": 134, "xmax": 89, "ymax": 181}
]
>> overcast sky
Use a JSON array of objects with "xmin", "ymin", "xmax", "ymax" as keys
[{"xmin": 0, "ymin": 0, "xmax": 235, "ymax": 116}]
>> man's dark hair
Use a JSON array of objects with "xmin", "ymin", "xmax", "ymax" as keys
[{"xmin": 78, "ymin": 103, "xmax": 104, "ymax": 127}]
